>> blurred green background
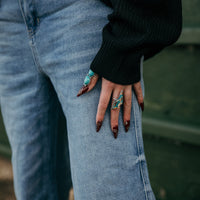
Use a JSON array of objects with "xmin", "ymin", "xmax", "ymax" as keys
[{"xmin": 0, "ymin": 0, "xmax": 200, "ymax": 199}]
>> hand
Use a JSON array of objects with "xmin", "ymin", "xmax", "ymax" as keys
[{"xmin": 77, "ymin": 69, "xmax": 144, "ymax": 139}]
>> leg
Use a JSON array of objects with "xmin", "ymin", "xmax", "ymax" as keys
[
  {"xmin": 0, "ymin": 4, "xmax": 72, "ymax": 199},
  {"xmin": 34, "ymin": 0, "xmax": 156, "ymax": 199}
]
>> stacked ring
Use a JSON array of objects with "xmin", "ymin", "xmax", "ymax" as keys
[
  {"xmin": 111, "ymin": 90, "xmax": 124, "ymax": 110},
  {"xmin": 83, "ymin": 69, "xmax": 96, "ymax": 86}
]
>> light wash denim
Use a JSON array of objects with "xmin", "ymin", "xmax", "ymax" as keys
[{"xmin": 0, "ymin": 0, "xmax": 156, "ymax": 199}]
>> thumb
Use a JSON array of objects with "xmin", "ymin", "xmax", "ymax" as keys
[{"xmin": 77, "ymin": 69, "xmax": 99, "ymax": 97}]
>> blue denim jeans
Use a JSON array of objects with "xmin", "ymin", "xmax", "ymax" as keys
[{"xmin": 0, "ymin": 0, "xmax": 156, "ymax": 199}]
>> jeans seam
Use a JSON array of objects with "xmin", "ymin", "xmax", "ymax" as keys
[
  {"xmin": 133, "ymin": 97, "xmax": 149, "ymax": 200},
  {"xmin": 18, "ymin": 0, "xmax": 46, "ymax": 75},
  {"xmin": 29, "ymin": 38, "xmax": 48, "ymax": 75}
]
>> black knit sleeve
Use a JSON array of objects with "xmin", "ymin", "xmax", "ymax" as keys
[{"xmin": 89, "ymin": 0, "xmax": 182, "ymax": 85}]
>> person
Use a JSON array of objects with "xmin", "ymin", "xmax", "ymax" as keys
[{"xmin": 0, "ymin": 0, "xmax": 182, "ymax": 199}]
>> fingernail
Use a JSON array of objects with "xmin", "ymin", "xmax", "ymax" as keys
[
  {"xmin": 96, "ymin": 121, "xmax": 102, "ymax": 132},
  {"xmin": 124, "ymin": 120, "xmax": 130, "ymax": 132},
  {"xmin": 77, "ymin": 85, "xmax": 89, "ymax": 97},
  {"xmin": 112, "ymin": 125, "xmax": 118, "ymax": 139},
  {"xmin": 140, "ymin": 102, "xmax": 144, "ymax": 111}
]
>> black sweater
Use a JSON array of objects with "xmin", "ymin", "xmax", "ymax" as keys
[{"xmin": 89, "ymin": 0, "xmax": 182, "ymax": 85}]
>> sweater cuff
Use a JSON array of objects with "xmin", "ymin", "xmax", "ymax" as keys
[{"xmin": 89, "ymin": 41, "xmax": 142, "ymax": 85}]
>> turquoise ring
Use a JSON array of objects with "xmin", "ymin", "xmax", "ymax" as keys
[
  {"xmin": 83, "ymin": 69, "xmax": 96, "ymax": 86},
  {"xmin": 111, "ymin": 90, "xmax": 124, "ymax": 110}
]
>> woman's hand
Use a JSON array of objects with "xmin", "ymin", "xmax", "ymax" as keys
[{"xmin": 77, "ymin": 69, "xmax": 144, "ymax": 139}]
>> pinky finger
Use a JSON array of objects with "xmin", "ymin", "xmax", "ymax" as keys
[{"xmin": 132, "ymin": 81, "xmax": 144, "ymax": 111}]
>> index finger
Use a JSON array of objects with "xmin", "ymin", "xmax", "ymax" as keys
[{"xmin": 96, "ymin": 80, "xmax": 113, "ymax": 132}]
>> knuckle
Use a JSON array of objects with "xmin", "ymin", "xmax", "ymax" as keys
[
  {"xmin": 137, "ymin": 96, "xmax": 144, "ymax": 103},
  {"xmin": 124, "ymin": 117, "xmax": 130, "ymax": 123},
  {"xmin": 96, "ymin": 109, "xmax": 105, "ymax": 119},
  {"xmin": 124, "ymin": 97, "xmax": 132, "ymax": 104},
  {"xmin": 111, "ymin": 120, "xmax": 118, "ymax": 127},
  {"xmin": 107, "ymin": 83, "xmax": 114, "ymax": 90},
  {"xmin": 96, "ymin": 116, "xmax": 104, "ymax": 122},
  {"xmin": 125, "ymin": 89, "xmax": 132, "ymax": 96},
  {"xmin": 124, "ymin": 102, "xmax": 132, "ymax": 109},
  {"xmin": 99, "ymin": 102, "xmax": 108, "ymax": 110},
  {"xmin": 124, "ymin": 98, "xmax": 132, "ymax": 107}
]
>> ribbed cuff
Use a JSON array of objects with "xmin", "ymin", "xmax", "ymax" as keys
[{"xmin": 89, "ymin": 41, "xmax": 142, "ymax": 85}]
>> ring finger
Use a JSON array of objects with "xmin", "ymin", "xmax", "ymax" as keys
[{"xmin": 110, "ymin": 88, "xmax": 124, "ymax": 139}]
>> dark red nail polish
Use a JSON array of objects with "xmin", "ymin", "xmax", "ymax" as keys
[
  {"xmin": 96, "ymin": 121, "xmax": 102, "ymax": 132},
  {"xmin": 112, "ymin": 125, "xmax": 118, "ymax": 139},
  {"xmin": 77, "ymin": 85, "xmax": 89, "ymax": 97},
  {"xmin": 124, "ymin": 120, "xmax": 130, "ymax": 132},
  {"xmin": 140, "ymin": 102, "xmax": 144, "ymax": 111}
]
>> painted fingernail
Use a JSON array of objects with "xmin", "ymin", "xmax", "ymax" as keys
[
  {"xmin": 96, "ymin": 121, "xmax": 103, "ymax": 132},
  {"xmin": 77, "ymin": 85, "xmax": 89, "ymax": 97},
  {"xmin": 124, "ymin": 120, "xmax": 130, "ymax": 132},
  {"xmin": 140, "ymin": 102, "xmax": 144, "ymax": 111},
  {"xmin": 112, "ymin": 125, "xmax": 118, "ymax": 139}
]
